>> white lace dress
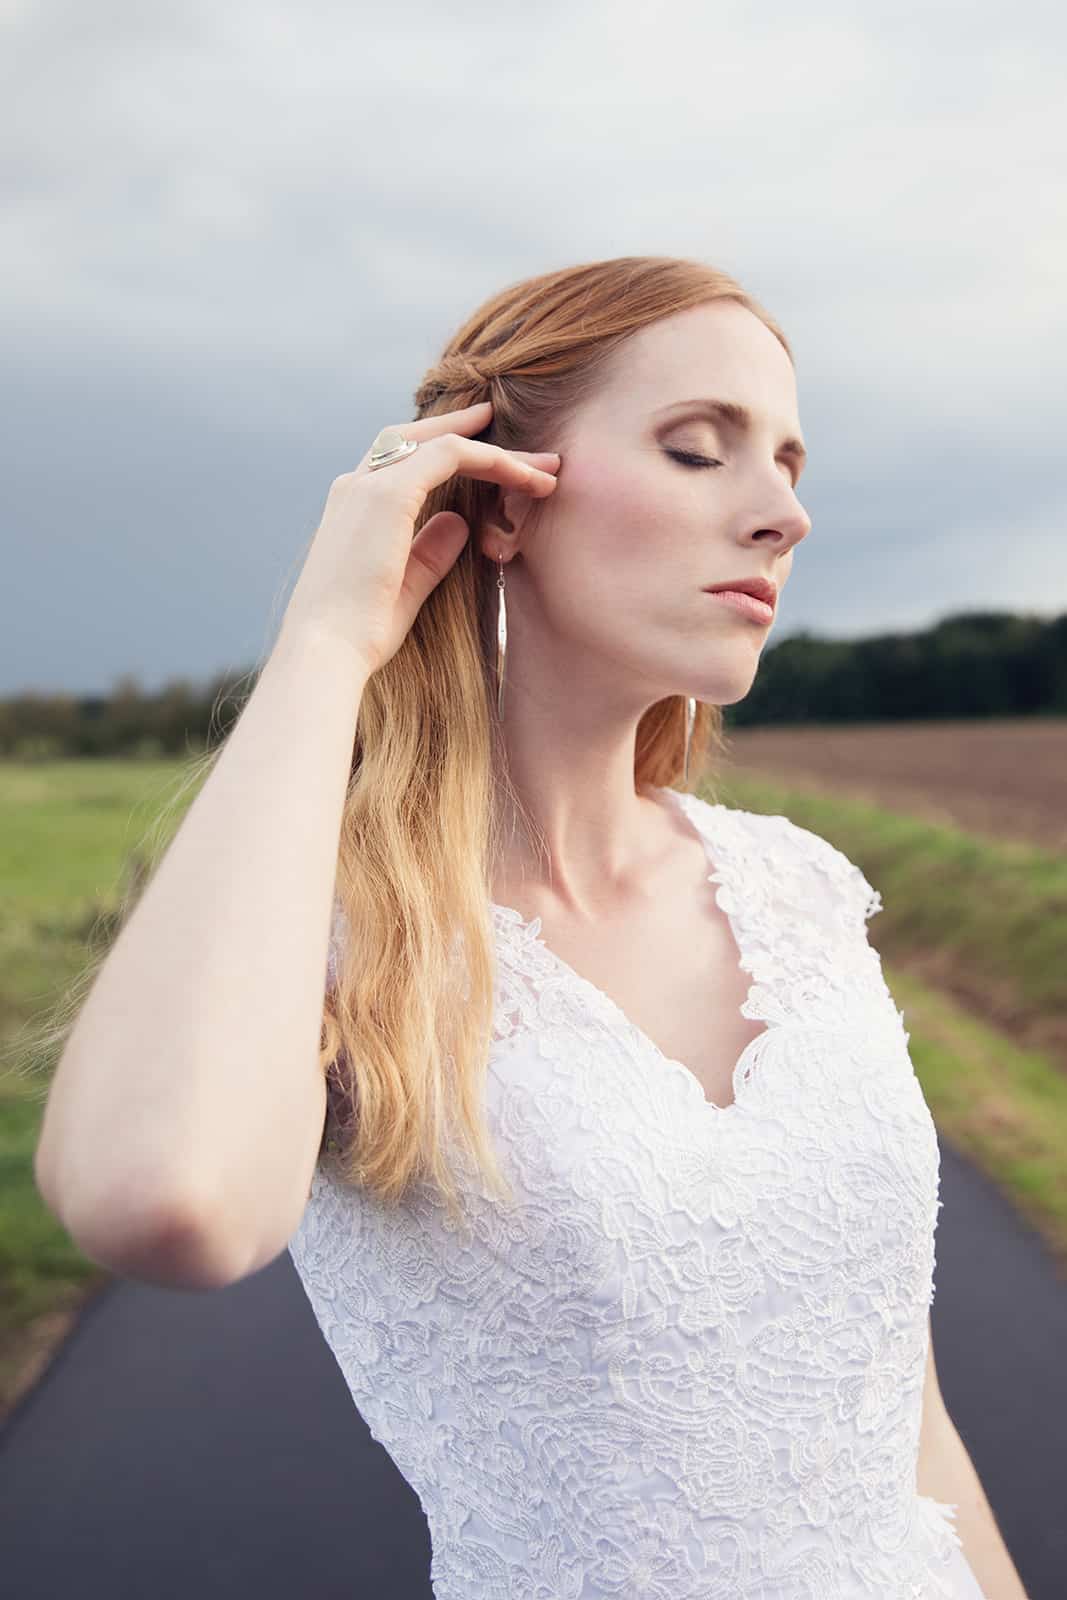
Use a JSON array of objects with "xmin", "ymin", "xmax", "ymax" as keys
[{"xmin": 288, "ymin": 788, "xmax": 988, "ymax": 1599}]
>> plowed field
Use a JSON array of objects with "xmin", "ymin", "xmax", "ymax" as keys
[{"xmin": 719, "ymin": 717, "xmax": 1066, "ymax": 852}]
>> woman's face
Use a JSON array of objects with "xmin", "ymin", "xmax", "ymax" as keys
[{"xmin": 487, "ymin": 299, "xmax": 813, "ymax": 710}]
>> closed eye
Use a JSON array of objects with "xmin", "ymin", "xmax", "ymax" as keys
[{"xmin": 664, "ymin": 448, "xmax": 723, "ymax": 470}]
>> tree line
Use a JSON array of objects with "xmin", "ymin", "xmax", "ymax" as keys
[
  {"xmin": 1, "ymin": 609, "xmax": 1064, "ymax": 759},
  {"xmin": 728, "ymin": 610, "xmax": 1066, "ymax": 727}
]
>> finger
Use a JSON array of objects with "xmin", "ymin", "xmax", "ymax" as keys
[
  {"xmin": 395, "ymin": 512, "xmax": 472, "ymax": 628},
  {"xmin": 405, "ymin": 433, "xmax": 559, "ymax": 497},
  {"xmin": 357, "ymin": 404, "xmax": 561, "ymax": 472},
  {"xmin": 352, "ymin": 434, "xmax": 558, "ymax": 507},
  {"xmin": 358, "ymin": 401, "xmax": 493, "ymax": 465}
]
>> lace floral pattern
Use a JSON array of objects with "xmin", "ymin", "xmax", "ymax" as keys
[{"xmin": 289, "ymin": 791, "xmax": 978, "ymax": 1599}]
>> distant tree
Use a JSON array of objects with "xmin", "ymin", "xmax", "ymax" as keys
[
  {"xmin": 3, "ymin": 610, "xmax": 1065, "ymax": 753},
  {"xmin": 727, "ymin": 609, "xmax": 1066, "ymax": 726}
]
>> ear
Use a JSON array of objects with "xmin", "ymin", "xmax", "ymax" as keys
[{"xmin": 477, "ymin": 482, "xmax": 539, "ymax": 567}]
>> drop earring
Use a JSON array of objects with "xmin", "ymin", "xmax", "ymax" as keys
[
  {"xmin": 496, "ymin": 556, "xmax": 508, "ymax": 720},
  {"xmin": 683, "ymin": 695, "xmax": 696, "ymax": 785}
]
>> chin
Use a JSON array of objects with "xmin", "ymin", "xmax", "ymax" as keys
[
  {"xmin": 690, "ymin": 664, "xmax": 760, "ymax": 705},
  {"xmin": 714, "ymin": 686, "xmax": 756, "ymax": 708}
]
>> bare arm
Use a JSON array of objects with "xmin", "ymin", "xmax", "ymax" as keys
[
  {"xmin": 34, "ymin": 621, "xmax": 369, "ymax": 1289},
  {"xmin": 917, "ymin": 1315, "xmax": 1030, "ymax": 1599},
  {"xmin": 32, "ymin": 403, "xmax": 560, "ymax": 1292}
]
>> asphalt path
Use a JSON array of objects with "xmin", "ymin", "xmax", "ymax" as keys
[{"xmin": 2, "ymin": 1134, "xmax": 1063, "ymax": 1599}]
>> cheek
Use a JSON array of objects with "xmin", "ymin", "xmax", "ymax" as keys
[{"xmin": 564, "ymin": 453, "xmax": 677, "ymax": 560}]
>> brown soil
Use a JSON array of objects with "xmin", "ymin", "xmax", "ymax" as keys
[{"xmin": 718, "ymin": 717, "xmax": 1067, "ymax": 853}]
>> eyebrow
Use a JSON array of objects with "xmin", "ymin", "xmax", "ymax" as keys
[{"xmin": 654, "ymin": 396, "xmax": 808, "ymax": 473}]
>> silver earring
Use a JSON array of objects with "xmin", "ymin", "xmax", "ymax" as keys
[
  {"xmin": 683, "ymin": 695, "xmax": 696, "ymax": 785},
  {"xmin": 496, "ymin": 556, "xmax": 508, "ymax": 720}
]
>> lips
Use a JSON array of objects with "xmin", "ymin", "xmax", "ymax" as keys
[{"xmin": 704, "ymin": 576, "xmax": 778, "ymax": 609}]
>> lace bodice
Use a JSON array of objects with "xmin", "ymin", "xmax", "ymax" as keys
[{"xmin": 288, "ymin": 791, "xmax": 985, "ymax": 1599}]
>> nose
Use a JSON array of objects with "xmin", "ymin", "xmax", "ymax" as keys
[
  {"xmin": 787, "ymin": 502, "xmax": 812, "ymax": 548},
  {"xmin": 752, "ymin": 500, "xmax": 811, "ymax": 552}
]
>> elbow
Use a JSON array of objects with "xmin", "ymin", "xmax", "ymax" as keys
[{"xmin": 35, "ymin": 1164, "xmax": 245, "ymax": 1292}]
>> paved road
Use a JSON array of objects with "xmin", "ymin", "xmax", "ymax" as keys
[{"xmin": 2, "ymin": 1135, "xmax": 1064, "ymax": 1599}]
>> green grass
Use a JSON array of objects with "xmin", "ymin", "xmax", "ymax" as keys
[
  {"xmin": 0, "ymin": 1070, "xmax": 112, "ymax": 1417},
  {"xmin": 885, "ymin": 964, "xmax": 1067, "ymax": 1271},
  {"xmin": 0, "ymin": 759, "xmax": 203, "ymax": 1416}
]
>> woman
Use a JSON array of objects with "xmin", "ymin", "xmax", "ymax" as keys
[{"xmin": 35, "ymin": 256, "xmax": 1024, "ymax": 1597}]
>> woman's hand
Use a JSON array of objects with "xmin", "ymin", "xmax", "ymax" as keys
[{"xmin": 282, "ymin": 400, "xmax": 559, "ymax": 677}]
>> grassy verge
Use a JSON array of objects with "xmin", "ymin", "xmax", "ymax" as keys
[
  {"xmin": 709, "ymin": 770, "xmax": 1067, "ymax": 1062},
  {"xmin": 883, "ymin": 963, "xmax": 1067, "ymax": 1275},
  {"xmin": 708, "ymin": 771, "xmax": 1067, "ymax": 1274},
  {"xmin": 0, "ymin": 1078, "xmax": 111, "ymax": 1422},
  {"xmin": 1, "ymin": 758, "xmax": 195, "ymax": 1424}
]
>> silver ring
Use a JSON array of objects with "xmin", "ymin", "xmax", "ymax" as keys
[{"xmin": 367, "ymin": 426, "xmax": 419, "ymax": 472}]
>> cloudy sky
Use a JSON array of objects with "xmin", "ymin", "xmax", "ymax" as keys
[{"xmin": 3, "ymin": 0, "xmax": 1064, "ymax": 696}]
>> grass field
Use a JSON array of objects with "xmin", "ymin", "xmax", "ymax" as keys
[{"xmin": 2, "ymin": 733, "xmax": 1065, "ymax": 1423}]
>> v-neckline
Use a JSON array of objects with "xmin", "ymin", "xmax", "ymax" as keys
[{"xmin": 488, "ymin": 787, "xmax": 767, "ymax": 1115}]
